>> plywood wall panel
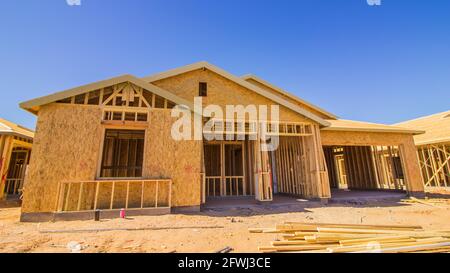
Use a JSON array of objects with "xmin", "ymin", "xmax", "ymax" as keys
[
  {"xmin": 152, "ymin": 69, "xmax": 315, "ymax": 123},
  {"xmin": 143, "ymin": 111, "xmax": 202, "ymax": 208},
  {"xmin": 22, "ymin": 104, "xmax": 103, "ymax": 213}
]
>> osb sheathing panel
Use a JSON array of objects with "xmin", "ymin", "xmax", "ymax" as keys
[
  {"xmin": 152, "ymin": 69, "xmax": 315, "ymax": 123},
  {"xmin": 320, "ymin": 130, "xmax": 424, "ymax": 193},
  {"xmin": 244, "ymin": 78, "xmax": 333, "ymax": 120},
  {"xmin": 22, "ymin": 104, "xmax": 202, "ymax": 213},
  {"xmin": 143, "ymin": 110, "xmax": 202, "ymax": 207},
  {"xmin": 22, "ymin": 104, "xmax": 103, "ymax": 213}
]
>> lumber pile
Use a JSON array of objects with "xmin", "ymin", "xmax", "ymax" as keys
[
  {"xmin": 249, "ymin": 222, "xmax": 450, "ymax": 253},
  {"xmin": 400, "ymin": 197, "xmax": 450, "ymax": 207}
]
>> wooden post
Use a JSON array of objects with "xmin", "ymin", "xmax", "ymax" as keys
[
  {"xmin": 155, "ymin": 180, "xmax": 159, "ymax": 208},
  {"xmin": 93, "ymin": 182, "xmax": 100, "ymax": 210},
  {"xmin": 125, "ymin": 181, "xmax": 130, "ymax": 209},
  {"xmin": 168, "ymin": 180, "xmax": 172, "ymax": 208},
  {"xmin": 56, "ymin": 182, "xmax": 65, "ymax": 212},
  {"xmin": 141, "ymin": 181, "xmax": 145, "ymax": 208},
  {"xmin": 110, "ymin": 181, "xmax": 116, "ymax": 210},
  {"xmin": 64, "ymin": 182, "xmax": 72, "ymax": 211},
  {"xmin": 77, "ymin": 182, "xmax": 84, "ymax": 211},
  {"xmin": 399, "ymin": 137, "xmax": 425, "ymax": 195}
]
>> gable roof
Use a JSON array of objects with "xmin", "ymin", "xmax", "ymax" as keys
[
  {"xmin": 322, "ymin": 119, "xmax": 424, "ymax": 135},
  {"xmin": 20, "ymin": 74, "xmax": 198, "ymax": 115},
  {"xmin": 0, "ymin": 118, "xmax": 34, "ymax": 139},
  {"xmin": 394, "ymin": 110, "xmax": 450, "ymax": 145},
  {"xmin": 241, "ymin": 74, "xmax": 338, "ymax": 120},
  {"xmin": 142, "ymin": 61, "xmax": 331, "ymax": 127}
]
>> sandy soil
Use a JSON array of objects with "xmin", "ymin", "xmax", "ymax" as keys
[{"xmin": 1, "ymin": 195, "xmax": 450, "ymax": 253}]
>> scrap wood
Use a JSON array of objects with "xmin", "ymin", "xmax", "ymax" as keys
[
  {"xmin": 283, "ymin": 222, "xmax": 422, "ymax": 230},
  {"xmin": 250, "ymin": 222, "xmax": 450, "ymax": 253},
  {"xmin": 39, "ymin": 225, "xmax": 224, "ymax": 234},
  {"xmin": 400, "ymin": 197, "xmax": 449, "ymax": 207},
  {"xmin": 216, "ymin": 246, "xmax": 233, "ymax": 253},
  {"xmin": 352, "ymin": 241, "xmax": 450, "ymax": 253}
]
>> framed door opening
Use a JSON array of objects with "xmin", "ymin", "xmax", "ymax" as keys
[{"xmin": 204, "ymin": 141, "xmax": 249, "ymax": 198}]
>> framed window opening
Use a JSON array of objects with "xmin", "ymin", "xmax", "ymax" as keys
[{"xmin": 99, "ymin": 129, "xmax": 145, "ymax": 178}]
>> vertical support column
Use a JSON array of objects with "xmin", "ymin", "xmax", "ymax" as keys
[
  {"xmin": 254, "ymin": 123, "xmax": 273, "ymax": 202},
  {"xmin": 399, "ymin": 136, "xmax": 425, "ymax": 196},
  {"xmin": 309, "ymin": 125, "xmax": 331, "ymax": 200},
  {"xmin": 220, "ymin": 143, "xmax": 225, "ymax": 196},
  {"xmin": 254, "ymin": 137, "xmax": 261, "ymax": 201},
  {"xmin": 242, "ymin": 141, "xmax": 247, "ymax": 196},
  {"xmin": 200, "ymin": 143, "xmax": 206, "ymax": 204}
]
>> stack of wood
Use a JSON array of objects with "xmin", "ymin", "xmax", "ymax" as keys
[
  {"xmin": 249, "ymin": 222, "xmax": 450, "ymax": 253},
  {"xmin": 400, "ymin": 197, "xmax": 450, "ymax": 207}
]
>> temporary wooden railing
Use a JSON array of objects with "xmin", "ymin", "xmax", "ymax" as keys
[
  {"xmin": 4, "ymin": 178, "xmax": 23, "ymax": 195},
  {"xmin": 206, "ymin": 176, "xmax": 221, "ymax": 197},
  {"xmin": 56, "ymin": 179, "xmax": 172, "ymax": 212},
  {"xmin": 206, "ymin": 176, "xmax": 245, "ymax": 197},
  {"xmin": 224, "ymin": 176, "xmax": 245, "ymax": 196}
]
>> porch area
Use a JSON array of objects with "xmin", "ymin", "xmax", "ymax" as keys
[
  {"xmin": 201, "ymin": 121, "xmax": 331, "ymax": 205},
  {"xmin": 203, "ymin": 189, "xmax": 407, "ymax": 210}
]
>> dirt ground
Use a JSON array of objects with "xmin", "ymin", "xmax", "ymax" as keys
[{"xmin": 1, "ymin": 192, "xmax": 450, "ymax": 253}]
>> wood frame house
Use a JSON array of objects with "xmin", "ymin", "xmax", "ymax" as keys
[
  {"xmin": 396, "ymin": 110, "xmax": 450, "ymax": 188},
  {"xmin": 19, "ymin": 61, "xmax": 425, "ymax": 222},
  {"xmin": 0, "ymin": 118, "xmax": 34, "ymax": 200}
]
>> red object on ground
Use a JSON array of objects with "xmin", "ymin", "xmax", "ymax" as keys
[{"xmin": 120, "ymin": 209, "xmax": 126, "ymax": 219}]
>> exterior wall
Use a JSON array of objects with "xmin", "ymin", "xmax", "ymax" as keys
[
  {"xmin": 152, "ymin": 69, "xmax": 315, "ymax": 123},
  {"xmin": 21, "ymin": 103, "xmax": 202, "ymax": 214},
  {"xmin": 320, "ymin": 130, "xmax": 425, "ymax": 194},
  {"xmin": 143, "ymin": 111, "xmax": 202, "ymax": 208},
  {"xmin": 22, "ymin": 104, "xmax": 103, "ymax": 213}
]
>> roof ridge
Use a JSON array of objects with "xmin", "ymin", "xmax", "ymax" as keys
[
  {"xmin": 395, "ymin": 109, "xmax": 450, "ymax": 125},
  {"xmin": 142, "ymin": 61, "xmax": 331, "ymax": 127},
  {"xmin": 241, "ymin": 74, "xmax": 338, "ymax": 120}
]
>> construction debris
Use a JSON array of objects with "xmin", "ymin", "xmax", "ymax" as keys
[
  {"xmin": 400, "ymin": 197, "xmax": 450, "ymax": 207},
  {"xmin": 216, "ymin": 246, "xmax": 233, "ymax": 253},
  {"xmin": 250, "ymin": 222, "xmax": 450, "ymax": 253}
]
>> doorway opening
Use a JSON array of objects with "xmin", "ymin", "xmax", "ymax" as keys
[{"xmin": 204, "ymin": 141, "xmax": 250, "ymax": 198}]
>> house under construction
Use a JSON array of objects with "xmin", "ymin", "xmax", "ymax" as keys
[
  {"xmin": 0, "ymin": 118, "xmax": 34, "ymax": 200},
  {"xmin": 18, "ymin": 62, "xmax": 426, "ymax": 222},
  {"xmin": 396, "ymin": 110, "xmax": 450, "ymax": 188}
]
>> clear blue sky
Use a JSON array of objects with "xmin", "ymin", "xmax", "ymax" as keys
[{"xmin": 1, "ymin": 0, "xmax": 449, "ymax": 129}]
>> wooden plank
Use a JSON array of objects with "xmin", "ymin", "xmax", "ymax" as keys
[
  {"xmin": 93, "ymin": 182, "xmax": 100, "ymax": 210},
  {"xmin": 125, "ymin": 181, "xmax": 130, "ymax": 209},
  {"xmin": 141, "ymin": 181, "xmax": 145, "ymax": 208},
  {"xmin": 64, "ymin": 182, "xmax": 72, "ymax": 211},
  {"xmin": 77, "ymin": 182, "xmax": 84, "ymax": 211},
  {"xmin": 110, "ymin": 181, "xmax": 115, "ymax": 210},
  {"xmin": 155, "ymin": 180, "xmax": 159, "ymax": 208}
]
